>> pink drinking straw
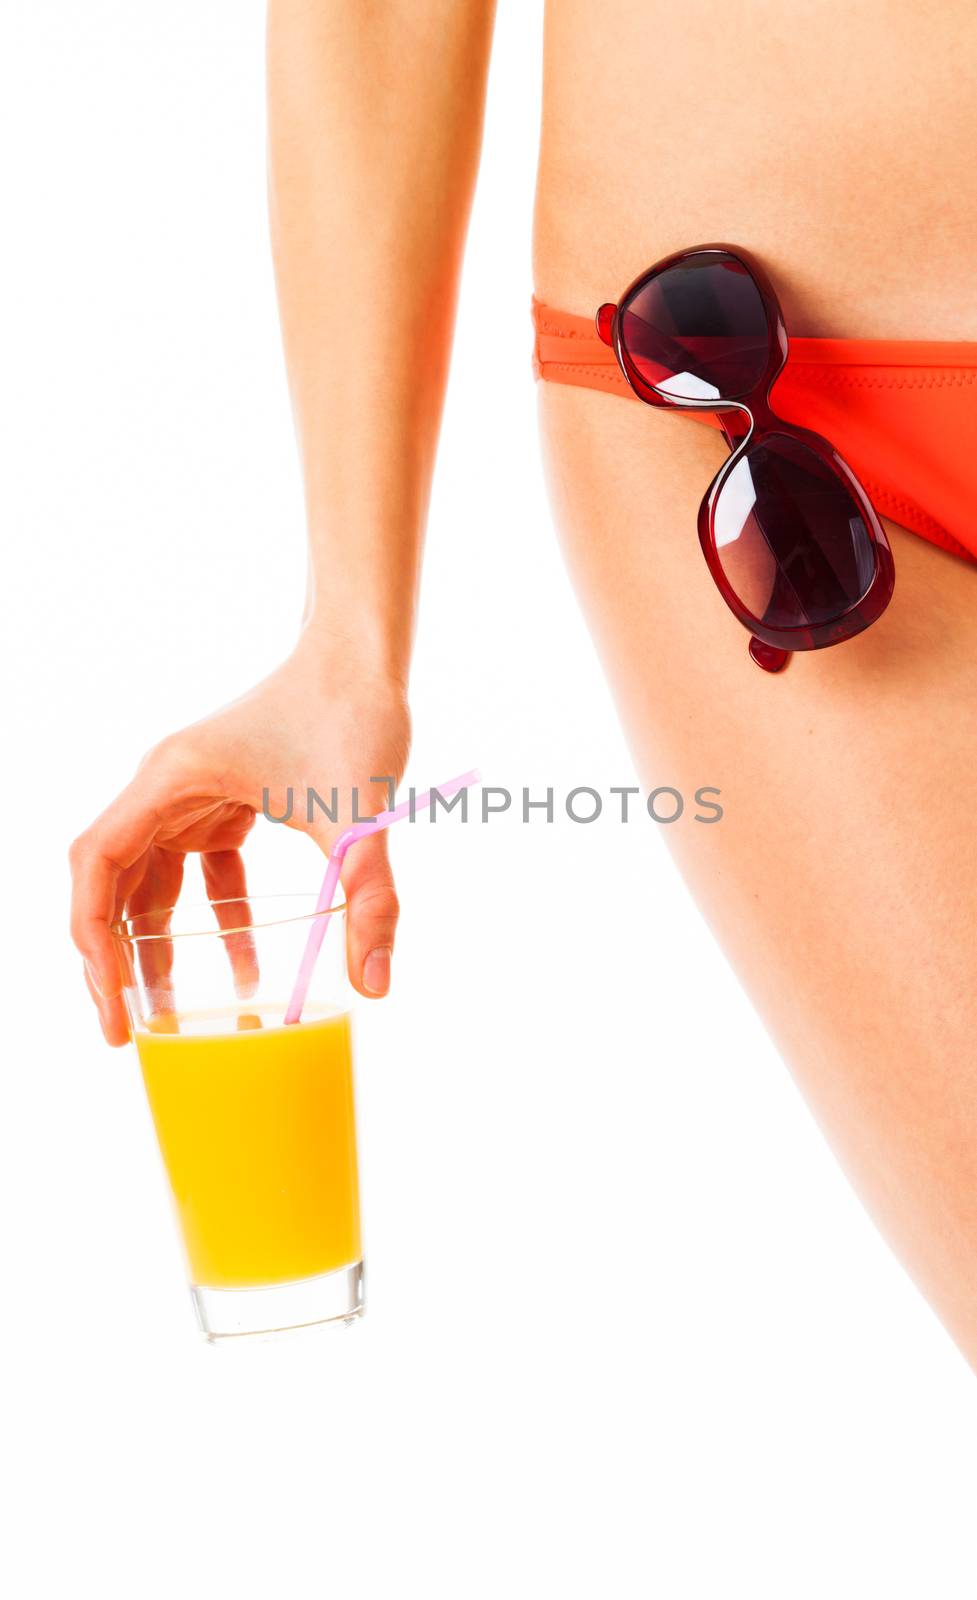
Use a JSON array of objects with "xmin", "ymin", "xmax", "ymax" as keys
[{"xmin": 284, "ymin": 769, "xmax": 480, "ymax": 1024}]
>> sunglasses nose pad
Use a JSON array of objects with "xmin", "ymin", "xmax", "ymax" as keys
[
  {"xmin": 595, "ymin": 303, "xmax": 616, "ymax": 345},
  {"xmin": 749, "ymin": 638, "xmax": 790, "ymax": 673}
]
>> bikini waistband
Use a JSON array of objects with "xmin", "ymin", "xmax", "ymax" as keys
[{"xmin": 532, "ymin": 297, "xmax": 977, "ymax": 393}]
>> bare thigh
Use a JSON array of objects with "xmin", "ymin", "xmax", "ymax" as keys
[
  {"xmin": 538, "ymin": 384, "xmax": 977, "ymax": 1364},
  {"xmin": 534, "ymin": 0, "xmax": 977, "ymax": 1364}
]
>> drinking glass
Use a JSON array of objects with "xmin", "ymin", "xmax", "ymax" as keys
[{"xmin": 113, "ymin": 894, "xmax": 363, "ymax": 1340}]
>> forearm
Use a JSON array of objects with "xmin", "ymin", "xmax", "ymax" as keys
[{"xmin": 267, "ymin": 0, "xmax": 497, "ymax": 684}]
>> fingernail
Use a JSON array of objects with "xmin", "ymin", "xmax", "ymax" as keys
[
  {"xmin": 84, "ymin": 959, "xmax": 104, "ymax": 998},
  {"xmin": 363, "ymin": 947, "xmax": 391, "ymax": 996}
]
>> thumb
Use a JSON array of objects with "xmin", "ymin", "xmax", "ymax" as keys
[{"xmin": 340, "ymin": 831, "xmax": 399, "ymax": 999}]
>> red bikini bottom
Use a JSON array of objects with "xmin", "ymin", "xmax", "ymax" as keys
[{"xmin": 532, "ymin": 299, "xmax": 977, "ymax": 565}]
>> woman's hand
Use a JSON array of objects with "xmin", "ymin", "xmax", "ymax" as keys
[
  {"xmin": 72, "ymin": 0, "xmax": 497, "ymax": 1046},
  {"xmin": 69, "ymin": 629, "xmax": 411, "ymax": 1045}
]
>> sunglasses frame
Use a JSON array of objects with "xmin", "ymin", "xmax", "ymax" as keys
[{"xmin": 596, "ymin": 243, "xmax": 895, "ymax": 671}]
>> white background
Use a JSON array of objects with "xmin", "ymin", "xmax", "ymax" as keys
[{"xmin": 4, "ymin": 4, "xmax": 976, "ymax": 1595}]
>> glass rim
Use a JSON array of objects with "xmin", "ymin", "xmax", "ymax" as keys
[{"xmin": 111, "ymin": 892, "xmax": 348, "ymax": 945}]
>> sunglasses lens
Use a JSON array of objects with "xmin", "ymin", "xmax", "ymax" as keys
[
  {"xmin": 711, "ymin": 435, "xmax": 878, "ymax": 630},
  {"xmin": 620, "ymin": 252, "xmax": 770, "ymax": 401}
]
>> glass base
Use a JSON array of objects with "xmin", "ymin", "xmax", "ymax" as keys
[{"xmin": 191, "ymin": 1260, "xmax": 364, "ymax": 1341}]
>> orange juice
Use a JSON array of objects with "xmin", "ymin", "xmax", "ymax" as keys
[{"xmin": 136, "ymin": 1010, "xmax": 361, "ymax": 1288}]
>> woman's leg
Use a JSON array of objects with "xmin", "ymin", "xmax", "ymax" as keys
[{"xmin": 539, "ymin": 382, "xmax": 977, "ymax": 1366}]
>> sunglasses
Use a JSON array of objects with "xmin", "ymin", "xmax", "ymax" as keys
[{"xmin": 596, "ymin": 245, "xmax": 895, "ymax": 672}]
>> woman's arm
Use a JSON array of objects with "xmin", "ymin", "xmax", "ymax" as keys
[
  {"xmin": 69, "ymin": 0, "xmax": 497, "ymax": 1043},
  {"xmin": 268, "ymin": 0, "xmax": 498, "ymax": 677}
]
